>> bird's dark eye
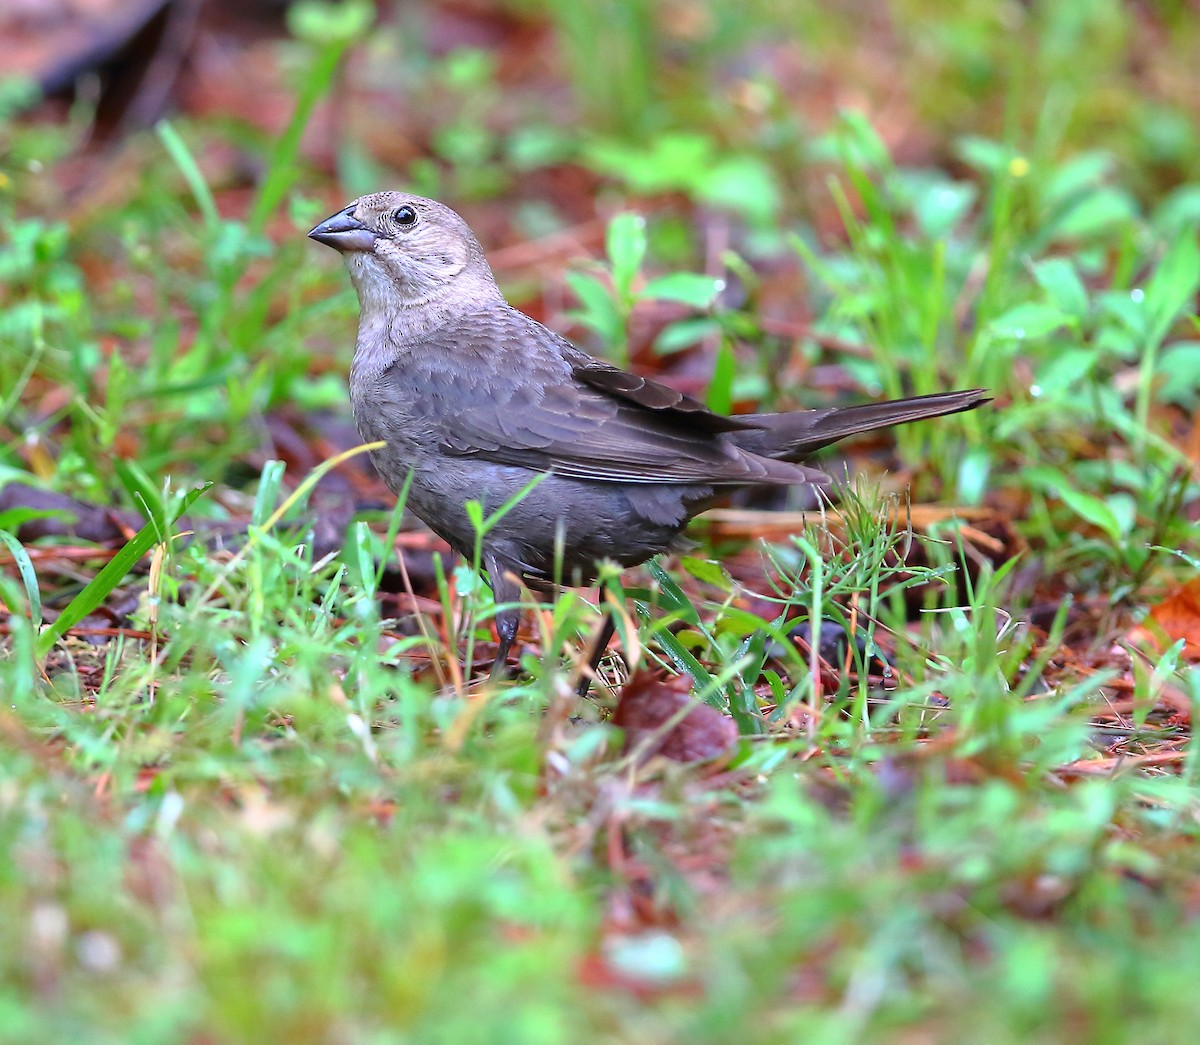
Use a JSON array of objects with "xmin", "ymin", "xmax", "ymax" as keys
[{"xmin": 392, "ymin": 205, "xmax": 418, "ymax": 227}]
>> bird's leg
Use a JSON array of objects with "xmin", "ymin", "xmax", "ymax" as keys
[
  {"xmin": 575, "ymin": 593, "xmax": 617, "ymax": 697},
  {"xmin": 485, "ymin": 554, "xmax": 522, "ymax": 680},
  {"xmin": 491, "ymin": 606, "xmax": 519, "ymax": 681}
]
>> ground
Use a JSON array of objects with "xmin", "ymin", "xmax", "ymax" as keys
[{"xmin": 1, "ymin": 0, "xmax": 1200, "ymax": 1040}]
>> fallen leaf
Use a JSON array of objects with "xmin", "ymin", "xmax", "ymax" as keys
[
  {"xmin": 612, "ymin": 670, "xmax": 737, "ymax": 764},
  {"xmin": 1137, "ymin": 576, "xmax": 1200, "ymax": 659}
]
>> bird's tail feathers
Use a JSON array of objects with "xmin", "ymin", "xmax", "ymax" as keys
[{"xmin": 738, "ymin": 389, "xmax": 990, "ymax": 460}]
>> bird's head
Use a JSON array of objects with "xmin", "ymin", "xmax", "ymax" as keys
[{"xmin": 308, "ymin": 192, "xmax": 500, "ymax": 314}]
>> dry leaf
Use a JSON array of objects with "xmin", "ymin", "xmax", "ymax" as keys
[
  {"xmin": 1138, "ymin": 576, "xmax": 1200, "ymax": 659},
  {"xmin": 613, "ymin": 670, "xmax": 737, "ymax": 764}
]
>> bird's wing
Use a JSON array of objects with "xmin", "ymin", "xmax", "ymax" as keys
[
  {"xmin": 392, "ymin": 308, "xmax": 825, "ymax": 487},
  {"xmin": 562, "ymin": 348, "xmax": 755, "ymax": 433}
]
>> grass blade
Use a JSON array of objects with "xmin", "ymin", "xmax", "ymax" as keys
[
  {"xmin": 36, "ymin": 483, "xmax": 211, "ymax": 658},
  {"xmin": 156, "ymin": 121, "xmax": 219, "ymax": 231},
  {"xmin": 0, "ymin": 528, "xmax": 42, "ymax": 627}
]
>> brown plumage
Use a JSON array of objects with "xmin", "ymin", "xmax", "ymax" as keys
[{"xmin": 309, "ymin": 192, "xmax": 988, "ymax": 681}]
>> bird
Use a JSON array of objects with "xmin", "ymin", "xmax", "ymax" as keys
[{"xmin": 308, "ymin": 191, "xmax": 988, "ymax": 686}]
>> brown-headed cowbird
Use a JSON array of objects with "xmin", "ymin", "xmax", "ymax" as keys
[{"xmin": 309, "ymin": 192, "xmax": 988, "ymax": 680}]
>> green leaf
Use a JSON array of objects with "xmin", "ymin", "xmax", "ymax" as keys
[
  {"xmin": 713, "ymin": 607, "xmax": 775, "ymax": 637},
  {"xmin": 1144, "ymin": 233, "xmax": 1200, "ymax": 349},
  {"xmin": 653, "ymin": 317, "xmax": 720, "ymax": 355},
  {"xmin": 113, "ymin": 457, "xmax": 166, "ymax": 530},
  {"xmin": 641, "ymin": 272, "xmax": 723, "ymax": 309},
  {"xmin": 956, "ymin": 448, "xmax": 991, "ymax": 507},
  {"xmin": 646, "ymin": 560, "xmax": 702, "ymax": 625},
  {"xmin": 645, "ymin": 622, "xmax": 720, "ymax": 706},
  {"xmin": 1151, "ymin": 184, "xmax": 1200, "ymax": 237},
  {"xmin": 680, "ymin": 556, "xmax": 732, "ymax": 591},
  {"xmin": 565, "ymin": 271, "xmax": 622, "ymax": 346},
  {"xmin": 252, "ymin": 461, "xmax": 288, "ymax": 526},
  {"xmin": 1156, "ymin": 342, "xmax": 1200, "ymax": 403},
  {"xmin": 1049, "ymin": 187, "xmax": 1138, "ymax": 240},
  {"xmin": 988, "ymin": 302, "xmax": 1072, "ymax": 340},
  {"xmin": 0, "ymin": 529, "xmax": 41, "ymax": 627},
  {"xmin": 955, "ymin": 136, "xmax": 1017, "ymax": 175},
  {"xmin": 695, "ymin": 156, "xmax": 781, "ymax": 226},
  {"xmin": 351, "ymin": 520, "xmax": 377, "ymax": 596},
  {"xmin": 287, "ymin": 0, "xmax": 374, "ymax": 45},
  {"xmin": 36, "ymin": 483, "xmax": 211, "ymax": 658},
  {"xmin": 157, "ymin": 121, "xmax": 219, "ymax": 231},
  {"xmin": 1096, "ymin": 289, "xmax": 1147, "ymax": 344},
  {"xmin": 583, "ymin": 134, "xmax": 712, "ymax": 195},
  {"xmin": 1056, "ymin": 486, "xmax": 1125, "ymax": 542},
  {"xmin": 1033, "ymin": 258, "xmax": 1089, "ymax": 319},
  {"xmin": 912, "ymin": 179, "xmax": 976, "ymax": 239},
  {"xmin": 0, "ymin": 507, "xmax": 70, "ymax": 532},
  {"xmin": 706, "ymin": 340, "xmax": 735, "ymax": 416},
  {"xmin": 605, "ymin": 213, "xmax": 647, "ymax": 301},
  {"xmin": 1106, "ymin": 493, "xmax": 1137, "ymax": 539},
  {"xmin": 0, "ymin": 76, "xmax": 39, "ymax": 122},
  {"xmin": 1034, "ymin": 348, "xmax": 1098, "ymax": 396},
  {"xmin": 832, "ymin": 109, "xmax": 892, "ymax": 170},
  {"xmin": 1043, "ymin": 151, "xmax": 1113, "ymax": 208},
  {"xmin": 1137, "ymin": 234, "xmax": 1200, "ymax": 439}
]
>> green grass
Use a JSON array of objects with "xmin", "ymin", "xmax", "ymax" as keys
[{"xmin": 3, "ymin": 0, "xmax": 1200, "ymax": 1040}]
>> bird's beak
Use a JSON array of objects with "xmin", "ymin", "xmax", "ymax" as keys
[{"xmin": 307, "ymin": 207, "xmax": 377, "ymax": 252}]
